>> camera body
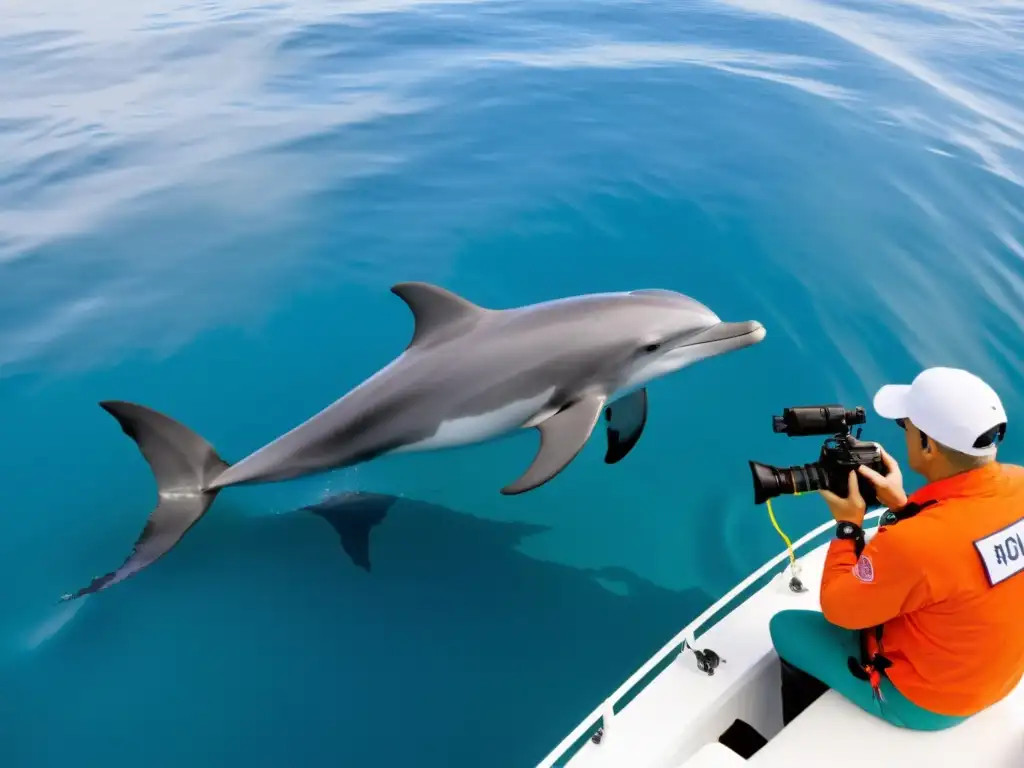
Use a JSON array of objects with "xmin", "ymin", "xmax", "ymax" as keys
[{"xmin": 750, "ymin": 405, "xmax": 889, "ymax": 507}]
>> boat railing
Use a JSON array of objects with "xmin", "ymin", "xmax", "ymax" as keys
[{"xmin": 537, "ymin": 508, "xmax": 887, "ymax": 767}]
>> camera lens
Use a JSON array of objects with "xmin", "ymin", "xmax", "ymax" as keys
[
  {"xmin": 845, "ymin": 407, "xmax": 867, "ymax": 426},
  {"xmin": 749, "ymin": 460, "xmax": 828, "ymax": 504}
]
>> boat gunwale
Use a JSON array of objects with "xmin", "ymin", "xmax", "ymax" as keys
[{"xmin": 538, "ymin": 507, "xmax": 887, "ymax": 767}]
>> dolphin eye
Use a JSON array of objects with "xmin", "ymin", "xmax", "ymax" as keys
[{"xmin": 644, "ymin": 343, "xmax": 662, "ymax": 353}]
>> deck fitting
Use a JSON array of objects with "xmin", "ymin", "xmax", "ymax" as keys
[{"xmin": 693, "ymin": 647, "xmax": 724, "ymax": 676}]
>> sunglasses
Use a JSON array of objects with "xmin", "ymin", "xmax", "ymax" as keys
[
  {"xmin": 893, "ymin": 418, "xmax": 1005, "ymax": 449},
  {"xmin": 894, "ymin": 417, "xmax": 929, "ymax": 449}
]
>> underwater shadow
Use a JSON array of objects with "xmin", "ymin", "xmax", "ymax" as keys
[
  {"xmin": 8, "ymin": 492, "xmax": 709, "ymax": 768},
  {"xmin": 284, "ymin": 491, "xmax": 712, "ymax": 767}
]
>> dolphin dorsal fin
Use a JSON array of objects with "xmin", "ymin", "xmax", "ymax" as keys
[{"xmin": 391, "ymin": 282, "xmax": 487, "ymax": 348}]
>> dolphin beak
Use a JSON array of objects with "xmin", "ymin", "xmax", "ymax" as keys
[{"xmin": 684, "ymin": 320, "xmax": 766, "ymax": 349}]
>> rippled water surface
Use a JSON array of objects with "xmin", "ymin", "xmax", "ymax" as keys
[{"xmin": 2, "ymin": 1, "xmax": 1023, "ymax": 766}]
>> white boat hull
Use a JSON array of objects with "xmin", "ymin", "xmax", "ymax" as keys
[{"xmin": 540, "ymin": 510, "xmax": 1024, "ymax": 767}]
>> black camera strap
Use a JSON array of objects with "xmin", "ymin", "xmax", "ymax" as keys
[
  {"xmin": 846, "ymin": 499, "xmax": 938, "ymax": 691},
  {"xmin": 878, "ymin": 499, "xmax": 937, "ymax": 526}
]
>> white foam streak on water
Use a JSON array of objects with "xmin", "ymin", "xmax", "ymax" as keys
[
  {"xmin": 2, "ymin": 0, "xmax": 488, "ymax": 34},
  {"xmin": 21, "ymin": 596, "xmax": 89, "ymax": 651},
  {"xmin": 704, "ymin": 0, "xmax": 1024, "ymax": 394},
  {"xmin": 0, "ymin": 26, "xmax": 855, "ymax": 262},
  {"xmin": 0, "ymin": 23, "xmax": 422, "ymax": 265},
  {"xmin": 478, "ymin": 43, "xmax": 854, "ymax": 101},
  {"xmin": 716, "ymin": 0, "xmax": 1024, "ymax": 187},
  {"xmin": 1, "ymin": 0, "xmax": 1022, "ymax": 383}
]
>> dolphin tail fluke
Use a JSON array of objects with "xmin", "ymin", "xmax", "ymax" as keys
[{"xmin": 60, "ymin": 401, "xmax": 230, "ymax": 601}]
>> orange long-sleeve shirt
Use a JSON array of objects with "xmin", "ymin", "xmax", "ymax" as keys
[{"xmin": 820, "ymin": 462, "xmax": 1024, "ymax": 716}]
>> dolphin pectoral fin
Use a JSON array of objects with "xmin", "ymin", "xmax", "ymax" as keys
[
  {"xmin": 501, "ymin": 393, "xmax": 606, "ymax": 495},
  {"xmin": 391, "ymin": 282, "xmax": 489, "ymax": 349},
  {"xmin": 604, "ymin": 388, "xmax": 648, "ymax": 464}
]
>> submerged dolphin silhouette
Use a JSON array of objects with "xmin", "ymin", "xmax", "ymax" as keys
[{"xmin": 63, "ymin": 282, "xmax": 765, "ymax": 599}]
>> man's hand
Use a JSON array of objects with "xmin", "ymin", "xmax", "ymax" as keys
[
  {"xmin": 857, "ymin": 446, "xmax": 908, "ymax": 510},
  {"xmin": 820, "ymin": 470, "xmax": 866, "ymax": 526}
]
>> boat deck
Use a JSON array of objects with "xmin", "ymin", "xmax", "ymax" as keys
[
  {"xmin": 559, "ymin": 545, "xmax": 826, "ymax": 767},
  {"xmin": 747, "ymin": 685, "xmax": 1023, "ymax": 767},
  {"xmin": 548, "ymin": 515, "xmax": 1024, "ymax": 767}
]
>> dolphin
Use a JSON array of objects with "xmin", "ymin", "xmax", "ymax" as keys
[{"xmin": 63, "ymin": 282, "xmax": 765, "ymax": 599}]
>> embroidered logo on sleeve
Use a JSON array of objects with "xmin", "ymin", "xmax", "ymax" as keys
[
  {"xmin": 852, "ymin": 555, "xmax": 874, "ymax": 583},
  {"xmin": 974, "ymin": 517, "xmax": 1024, "ymax": 587}
]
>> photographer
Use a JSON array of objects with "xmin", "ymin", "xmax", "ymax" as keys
[{"xmin": 769, "ymin": 367, "xmax": 1024, "ymax": 730}]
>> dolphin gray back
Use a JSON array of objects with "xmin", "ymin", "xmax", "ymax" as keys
[{"xmin": 213, "ymin": 288, "xmax": 674, "ymax": 486}]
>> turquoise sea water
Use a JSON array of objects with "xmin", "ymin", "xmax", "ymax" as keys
[{"xmin": 2, "ymin": 1, "xmax": 1024, "ymax": 765}]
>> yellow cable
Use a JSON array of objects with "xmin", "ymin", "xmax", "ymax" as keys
[{"xmin": 766, "ymin": 496, "xmax": 797, "ymax": 567}]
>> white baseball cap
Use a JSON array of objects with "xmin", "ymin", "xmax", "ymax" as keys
[{"xmin": 873, "ymin": 367, "xmax": 1007, "ymax": 456}]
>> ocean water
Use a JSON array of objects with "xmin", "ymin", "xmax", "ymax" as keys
[{"xmin": 2, "ymin": 0, "xmax": 1024, "ymax": 765}]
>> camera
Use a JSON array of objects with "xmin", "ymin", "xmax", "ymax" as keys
[{"xmin": 749, "ymin": 405, "xmax": 888, "ymax": 507}]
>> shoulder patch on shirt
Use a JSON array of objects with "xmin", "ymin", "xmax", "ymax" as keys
[
  {"xmin": 974, "ymin": 517, "xmax": 1024, "ymax": 587},
  {"xmin": 852, "ymin": 554, "xmax": 874, "ymax": 583}
]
